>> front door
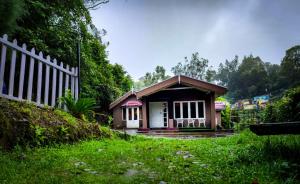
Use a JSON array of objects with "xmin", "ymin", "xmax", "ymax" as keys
[
  {"xmin": 126, "ymin": 107, "xmax": 139, "ymax": 128},
  {"xmin": 149, "ymin": 102, "xmax": 168, "ymax": 128}
]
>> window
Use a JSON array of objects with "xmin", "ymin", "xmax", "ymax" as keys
[
  {"xmin": 122, "ymin": 108, "xmax": 126, "ymax": 121},
  {"xmin": 174, "ymin": 101, "xmax": 205, "ymax": 119},
  {"xmin": 175, "ymin": 102, "xmax": 181, "ymax": 118},
  {"xmin": 198, "ymin": 102, "xmax": 204, "ymax": 118},
  {"xmin": 190, "ymin": 102, "xmax": 196, "ymax": 118},
  {"xmin": 134, "ymin": 108, "xmax": 138, "ymax": 120},
  {"xmin": 182, "ymin": 102, "xmax": 188, "ymax": 118},
  {"xmin": 128, "ymin": 108, "xmax": 132, "ymax": 120}
]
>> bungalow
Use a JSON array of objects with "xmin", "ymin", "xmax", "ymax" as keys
[{"xmin": 109, "ymin": 75, "xmax": 227, "ymax": 130}]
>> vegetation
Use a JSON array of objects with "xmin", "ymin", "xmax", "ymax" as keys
[
  {"xmin": 263, "ymin": 86, "xmax": 300, "ymax": 123},
  {"xmin": 0, "ymin": 0, "xmax": 133, "ymax": 112},
  {"xmin": 59, "ymin": 90, "xmax": 96, "ymax": 120},
  {"xmin": 134, "ymin": 66, "xmax": 170, "ymax": 90},
  {"xmin": 216, "ymin": 97, "xmax": 231, "ymax": 129},
  {"xmin": 172, "ymin": 52, "xmax": 216, "ymax": 82},
  {"xmin": 0, "ymin": 131, "xmax": 299, "ymax": 183},
  {"xmin": 0, "ymin": 98, "xmax": 119, "ymax": 150}
]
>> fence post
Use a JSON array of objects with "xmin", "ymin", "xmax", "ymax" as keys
[
  {"xmin": 8, "ymin": 39, "xmax": 17, "ymax": 97},
  {"xmin": 0, "ymin": 34, "xmax": 8, "ymax": 94},
  {"xmin": 18, "ymin": 43, "xmax": 27, "ymax": 99}
]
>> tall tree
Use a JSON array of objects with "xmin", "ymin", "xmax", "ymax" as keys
[
  {"xmin": 171, "ymin": 52, "xmax": 216, "ymax": 81},
  {"xmin": 280, "ymin": 45, "xmax": 300, "ymax": 89},
  {"xmin": 1, "ymin": 0, "xmax": 133, "ymax": 112},
  {"xmin": 134, "ymin": 66, "xmax": 170, "ymax": 90}
]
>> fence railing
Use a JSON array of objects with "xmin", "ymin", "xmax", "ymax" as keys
[{"xmin": 0, "ymin": 34, "xmax": 79, "ymax": 107}]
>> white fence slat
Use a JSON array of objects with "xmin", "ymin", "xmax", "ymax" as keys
[
  {"xmin": 27, "ymin": 48, "xmax": 35, "ymax": 101},
  {"xmin": 18, "ymin": 43, "xmax": 26, "ymax": 99},
  {"xmin": 58, "ymin": 62, "xmax": 63, "ymax": 107},
  {"xmin": 75, "ymin": 67, "xmax": 78, "ymax": 101},
  {"xmin": 0, "ymin": 34, "xmax": 79, "ymax": 107},
  {"xmin": 8, "ymin": 39, "xmax": 18, "ymax": 97},
  {"xmin": 44, "ymin": 56, "xmax": 50, "ymax": 105},
  {"xmin": 0, "ymin": 34, "xmax": 8, "ymax": 94},
  {"xmin": 51, "ymin": 59, "xmax": 57, "ymax": 106},
  {"xmin": 0, "ymin": 37, "xmax": 75, "ymax": 76},
  {"xmin": 65, "ymin": 65, "xmax": 69, "ymax": 92},
  {"xmin": 36, "ymin": 52, "xmax": 43, "ymax": 104},
  {"xmin": 71, "ymin": 67, "xmax": 75, "ymax": 98}
]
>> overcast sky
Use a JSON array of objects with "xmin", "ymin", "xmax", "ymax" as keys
[{"xmin": 90, "ymin": 0, "xmax": 300, "ymax": 80}]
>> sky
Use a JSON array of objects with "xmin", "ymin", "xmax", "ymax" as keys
[{"xmin": 90, "ymin": 0, "xmax": 300, "ymax": 80}]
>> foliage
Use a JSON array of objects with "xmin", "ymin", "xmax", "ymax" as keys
[
  {"xmin": 279, "ymin": 45, "xmax": 300, "ymax": 90},
  {"xmin": 0, "ymin": 0, "xmax": 24, "ymax": 35},
  {"xmin": 59, "ymin": 90, "xmax": 96, "ymax": 120},
  {"xmin": 216, "ymin": 96, "xmax": 231, "ymax": 128},
  {"xmin": 216, "ymin": 46, "xmax": 300, "ymax": 101},
  {"xmin": 134, "ymin": 66, "xmax": 170, "ymax": 90},
  {"xmin": 0, "ymin": 0, "xmax": 133, "ymax": 112},
  {"xmin": 263, "ymin": 86, "xmax": 300, "ymax": 123},
  {"xmin": 0, "ymin": 98, "xmax": 121, "ymax": 150},
  {"xmin": 171, "ymin": 52, "xmax": 216, "ymax": 82},
  {"xmin": 0, "ymin": 131, "xmax": 299, "ymax": 183}
]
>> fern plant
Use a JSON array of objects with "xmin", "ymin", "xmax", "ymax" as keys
[{"xmin": 59, "ymin": 90, "xmax": 96, "ymax": 120}]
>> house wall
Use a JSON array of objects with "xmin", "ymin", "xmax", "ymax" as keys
[
  {"xmin": 112, "ymin": 95, "xmax": 139, "ymax": 129},
  {"xmin": 145, "ymin": 88, "xmax": 213, "ymax": 127}
]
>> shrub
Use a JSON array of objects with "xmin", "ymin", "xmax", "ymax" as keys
[
  {"xmin": 263, "ymin": 86, "xmax": 300, "ymax": 123},
  {"xmin": 0, "ymin": 98, "xmax": 120, "ymax": 150},
  {"xmin": 59, "ymin": 90, "xmax": 96, "ymax": 120},
  {"xmin": 216, "ymin": 96, "xmax": 231, "ymax": 128}
]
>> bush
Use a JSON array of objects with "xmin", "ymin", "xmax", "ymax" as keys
[
  {"xmin": 0, "ymin": 98, "xmax": 118, "ymax": 150},
  {"xmin": 59, "ymin": 90, "xmax": 96, "ymax": 120},
  {"xmin": 216, "ymin": 96, "xmax": 231, "ymax": 128},
  {"xmin": 263, "ymin": 86, "xmax": 300, "ymax": 123}
]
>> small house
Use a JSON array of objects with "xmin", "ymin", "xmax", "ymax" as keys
[{"xmin": 109, "ymin": 75, "xmax": 227, "ymax": 130}]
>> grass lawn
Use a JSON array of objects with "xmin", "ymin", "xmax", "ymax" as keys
[{"xmin": 0, "ymin": 131, "xmax": 299, "ymax": 184}]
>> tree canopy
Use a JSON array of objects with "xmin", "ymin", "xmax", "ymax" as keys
[{"xmin": 0, "ymin": 0, "xmax": 132, "ymax": 112}]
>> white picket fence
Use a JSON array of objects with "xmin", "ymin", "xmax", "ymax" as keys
[{"xmin": 0, "ymin": 34, "xmax": 79, "ymax": 107}]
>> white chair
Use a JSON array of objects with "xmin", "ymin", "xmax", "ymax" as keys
[
  {"xmin": 177, "ymin": 118, "xmax": 184, "ymax": 128},
  {"xmin": 188, "ymin": 119, "xmax": 195, "ymax": 127},
  {"xmin": 198, "ymin": 119, "xmax": 206, "ymax": 128}
]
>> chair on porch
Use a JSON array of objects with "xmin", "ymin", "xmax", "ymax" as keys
[
  {"xmin": 188, "ymin": 119, "xmax": 195, "ymax": 127},
  {"xmin": 198, "ymin": 118, "xmax": 206, "ymax": 128},
  {"xmin": 176, "ymin": 118, "xmax": 184, "ymax": 128}
]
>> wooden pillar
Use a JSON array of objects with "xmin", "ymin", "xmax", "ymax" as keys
[
  {"xmin": 210, "ymin": 92, "xmax": 216, "ymax": 130},
  {"xmin": 142, "ymin": 98, "xmax": 148, "ymax": 129}
]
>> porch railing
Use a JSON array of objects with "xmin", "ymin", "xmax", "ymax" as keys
[
  {"xmin": 0, "ymin": 34, "xmax": 78, "ymax": 107},
  {"xmin": 175, "ymin": 118, "xmax": 206, "ymax": 128}
]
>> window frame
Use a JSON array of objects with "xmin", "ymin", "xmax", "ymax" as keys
[
  {"xmin": 173, "ymin": 100, "xmax": 206, "ymax": 119},
  {"xmin": 122, "ymin": 108, "xmax": 126, "ymax": 121}
]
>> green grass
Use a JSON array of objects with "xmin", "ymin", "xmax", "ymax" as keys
[{"xmin": 0, "ymin": 131, "xmax": 299, "ymax": 184}]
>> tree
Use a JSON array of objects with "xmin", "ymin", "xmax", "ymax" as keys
[
  {"xmin": 171, "ymin": 52, "xmax": 216, "ymax": 81},
  {"xmin": 134, "ymin": 66, "xmax": 170, "ymax": 90},
  {"xmin": 280, "ymin": 45, "xmax": 300, "ymax": 90},
  {"xmin": 216, "ymin": 56, "xmax": 239, "ymax": 86},
  {"xmin": 1, "ymin": 0, "xmax": 133, "ymax": 112},
  {"xmin": 0, "ymin": 0, "xmax": 24, "ymax": 35},
  {"xmin": 230, "ymin": 55, "xmax": 268, "ymax": 99}
]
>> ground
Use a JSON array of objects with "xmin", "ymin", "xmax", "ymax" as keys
[{"xmin": 0, "ymin": 131, "xmax": 299, "ymax": 184}]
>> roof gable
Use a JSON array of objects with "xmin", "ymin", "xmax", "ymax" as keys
[
  {"xmin": 136, "ymin": 75, "xmax": 227, "ymax": 98},
  {"xmin": 109, "ymin": 75, "xmax": 227, "ymax": 110}
]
